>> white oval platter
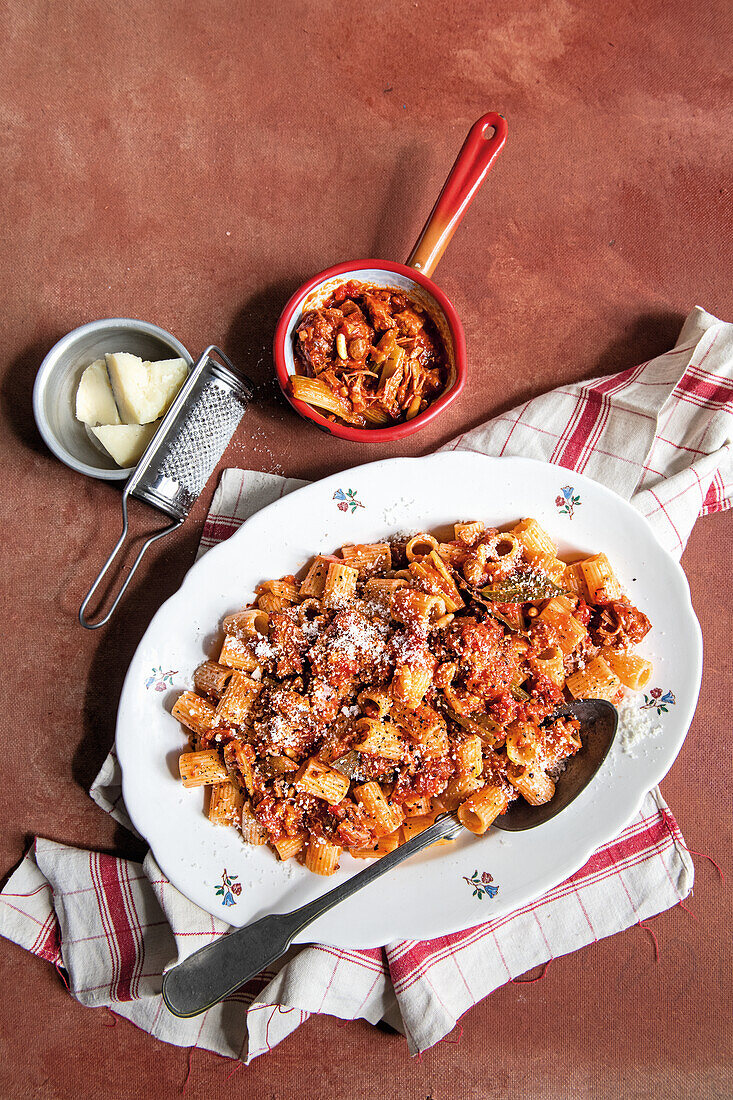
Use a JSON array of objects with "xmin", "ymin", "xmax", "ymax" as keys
[{"xmin": 116, "ymin": 453, "xmax": 702, "ymax": 948}]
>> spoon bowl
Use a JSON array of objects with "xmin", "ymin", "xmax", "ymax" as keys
[{"xmin": 493, "ymin": 699, "xmax": 619, "ymax": 831}]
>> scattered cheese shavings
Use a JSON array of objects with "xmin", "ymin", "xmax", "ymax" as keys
[{"xmin": 618, "ymin": 694, "xmax": 662, "ymax": 757}]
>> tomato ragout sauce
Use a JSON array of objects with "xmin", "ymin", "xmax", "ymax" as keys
[
  {"xmin": 290, "ymin": 281, "xmax": 448, "ymax": 427},
  {"xmin": 172, "ymin": 520, "xmax": 651, "ymax": 875}
]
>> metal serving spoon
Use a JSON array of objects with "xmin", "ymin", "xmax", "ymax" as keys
[{"xmin": 162, "ymin": 699, "xmax": 617, "ymax": 1018}]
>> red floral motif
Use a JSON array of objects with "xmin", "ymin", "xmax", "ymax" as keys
[
  {"xmin": 640, "ymin": 688, "xmax": 676, "ymax": 715},
  {"xmin": 463, "ymin": 869, "xmax": 499, "ymax": 899},
  {"xmin": 556, "ymin": 485, "xmax": 582, "ymax": 518}
]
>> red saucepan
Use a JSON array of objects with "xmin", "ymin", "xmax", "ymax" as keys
[{"xmin": 273, "ymin": 112, "xmax": 508, "ymax": 441}]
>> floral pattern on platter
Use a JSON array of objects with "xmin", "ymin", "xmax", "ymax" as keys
[
  {"xmin": 640, "ymin": 688, "xmax": 676, "ymax": 715},
  {"xmin": 555, "ymin": 484, "xmax": 581, "ymax": 518},
  {"xmin": 333, "ymin": 488, "xmax": 365, "ymax": 513},
  {"xmin": 215, "ymin": 869, "xmax": 242, "ymax": 907},
  {"xmin": 463, "ymin": 869, "xmax": 499, "ymax": 900},
  {"xmin": 145, "ymin": 667, "xmax": 177, "ymax": 692}
]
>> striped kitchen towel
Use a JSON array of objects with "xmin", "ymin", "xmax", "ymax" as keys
[{"xmin": 1, "ymin": 306, "xmax": 730, "ymax": 1061}]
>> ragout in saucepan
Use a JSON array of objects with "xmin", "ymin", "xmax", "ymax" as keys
[
  {"xmin": 290, "ymin": 281, "xmax": 449, "ymax": 427},
  {"xmin": 172, "ymin": 518, "xmax": 651, "ymax": 875}
]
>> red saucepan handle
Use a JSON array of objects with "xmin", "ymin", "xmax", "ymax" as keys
[{"xmin": 406, "ymin": 112, "xmax": 508, "ymax": 279}]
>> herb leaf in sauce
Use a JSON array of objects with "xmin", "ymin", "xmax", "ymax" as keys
[
  {"xmin": 480, "ymin": 570, "xmax": 565, "ymax": 604},
  {"xmin": 331, "ymin": 750, "xmax": 362, "ymax": 779}
]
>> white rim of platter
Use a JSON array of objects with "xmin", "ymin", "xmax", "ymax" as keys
[{"xmin": 116, "ymin": 453, "xmax": 703, "ymax": 948}]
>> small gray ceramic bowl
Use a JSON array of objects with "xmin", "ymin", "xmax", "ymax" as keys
[{"xmin": 32, "ymin": 318, "xmax": 194, "ymax": 481}]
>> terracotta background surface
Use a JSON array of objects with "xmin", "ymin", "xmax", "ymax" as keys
[{"xmin": 1, "ymin": 1, "xmax": 731, "ymax": 1096}]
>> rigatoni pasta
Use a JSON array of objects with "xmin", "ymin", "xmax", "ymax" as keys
[{"xmin": 170, "ymin": 517, "xmax": 652, "ymax": 874}]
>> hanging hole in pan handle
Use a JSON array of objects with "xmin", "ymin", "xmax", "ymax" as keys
[
  {"xmin": 78, "ymin": 496, "xmax": 184, "ymax": 630},
  {"xmin": 406, "ymin": 111, "xmax": 508, "ymax": 279}
]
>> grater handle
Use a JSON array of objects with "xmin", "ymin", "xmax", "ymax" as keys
[{"xmin": 79, "ymin": 494, "xmax": 183, "ymax": 630}]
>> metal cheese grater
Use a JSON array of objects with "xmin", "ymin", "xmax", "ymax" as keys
[{"xmin": 79, "ymin": 345, "xmax": 253, "ymax": 629}]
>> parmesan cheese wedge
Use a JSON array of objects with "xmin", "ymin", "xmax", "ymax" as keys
[
  {"xmin": 105, "ymin": 353, "xmax": 188, "ymax": 424},
  {"xmin": 90, "ymin": 421, "xmax": 159, "ymax": 468},
  {"xmin": 75, "ymin": 359, "xmax": 122, "ymax": 426}
]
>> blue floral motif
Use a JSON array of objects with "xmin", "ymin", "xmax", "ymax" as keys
[
  {"xmin": 463, "ymin": 869, "xmax": 500, "ymax": 900},
  {"xmin": 333, "ymin": 488, "xmax": 365, "ymax": 514},
  {"xmin": 640, "ymin": 688, "xmax": 676, "ymax": 715},
  {"xmin": 214, "ymin": 869, "xmax": 241, "ymax": 906},
  {"xmin": 555, "ymin": 485, "xmax": 581, "ymax": 519},
  {"xmin": 145, "ymin": 666, "xmax": 177, "ymax": 692}
]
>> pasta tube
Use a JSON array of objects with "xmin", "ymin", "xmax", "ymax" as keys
[
  {"xmin": 580, "ymin": 553, "xmax": 623, "ymax": 602},
  {"xmin": 405, "ymin": 533, "xmax": 439, "ymax": 561},
  {"xmin": 532, "ymin": 645, "xmax": 566, "ymax": 687},
  {"xmin": 563, "ymin": 563, "xmax": 590, "ymax": 600},
  {"xmin": 357, "ymin": 687, "xmax": 392, "ymax": 719},
  {"xmin": 605, "ymin": 651, "xmax": 653, "ymax": 690},
  {"xmin": 322, "ymin": 562, "xmax": 358, "ymax": 603},
  {"xmin": 353, "ymin": 782, "xmax": 404, "ymax": 835},
  {"xmin": 457, "ymin": 785, "xmax": 509, "ymax": 834},
  {"xmin": 222, "ymin": 608, "xmax": 269, "ymax": 637},
  {"xmin": 171, "ymin": 691, "xmax": 217, "ymax": 737},
  {"xmin": 207, "ymin": 780, "xmax": 244, "ymax": 826},
  {"xmin": 534, "ymin": 554, "xmax": 567, "ymax": 585},
  {"xmin": 273, "ymin": 833, "xmax": 306, "ymax": 861},
  {"xmin": 339, "ymin": 542, "xmax": 391, "ymax": 577},
  {"xmin": 566, "ymin": 656, "xmax": 622, "ymax": 702},
  {"xmin": 512, "ymin": 518, "xmax": 557, "ymax": 561},
  {"xmin": 240, "ymin": 802, "xmax": 269, "ymax": 845},
  {"xmin": 437, "ymin": 541, "xmax": 467, "ymax": 565},
  {"xmin": 391, "ymin": 663, "xmax": 433, "ymax": 709},
  {"xmin": 454, "ymin": 520, "xmax": 485, "ymax": 546},
  {"xmin": 194, "ymin": 661, "xmax": 233, "ymax": 700},
  {"xmin": 299, "ymin": 556, "xmax": 334, "ymax": 597},
  {"xmin": 505, "ymin": 720, "xmax": 540, "ymax": 766},
  {"xmin": 294, "ymin": 758, "xmax": 350, "ymax": 804},
  {"xmin": 352, "ymin": 718, "xmax": 404, "ymax": 761},
  {"xmin": 390, "ymin": 587, "xmax": 445, "ymax": 627},
  {"xmin": 401, "ymin": 814, "xmax": 439, "ymax": 842},
  {"xmin": 455, "ymin": 734, "xmax": 484, "ymax": 780},
  {"xmin": 443, "ymin": 771, "xmax": 483, "ymax": 808},
  {"xmin": 362, "ymin": 576, "xmax": 408, "ymax": 610},
  {"xmin": 409, "ymin": 550, "xmax": 464, "ymax": 612},
  {"xmin": 215, "ymin": 671, "xmax": 262, "ymax": 725},
  {"xmin": 507, "ymin": 763, "xmax": 555, "ymax": 805},
  {"xmin": 219, "ymin": 634, "xmax": 259, "ymax": 672},
  {"xmin": 401, "ymin": 795, "xmax": 432, "ymax": 817},
  {"xmin": 179, "ymin": 749, "xmax": 228, "ymax": 788},
  {"xmin": 256, "ymin": 578, "xmax": 299, "ymax": 613},
  {"xmin": 538, "ymin": 597, "xmax": 587, "ymax": 655},
  {"xmin": 305, "ymin": 836, "xmax": 342, "ymax": 875}
]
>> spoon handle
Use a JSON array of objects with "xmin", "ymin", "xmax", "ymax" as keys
[{"xmin": 162, "ymin": 813, "xmax": 462, "ymax": 1018}]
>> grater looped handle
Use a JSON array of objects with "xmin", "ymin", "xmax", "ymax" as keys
[{"xmin": 78, "ymin": 498, "xmax": 184, "ymax": 629}]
